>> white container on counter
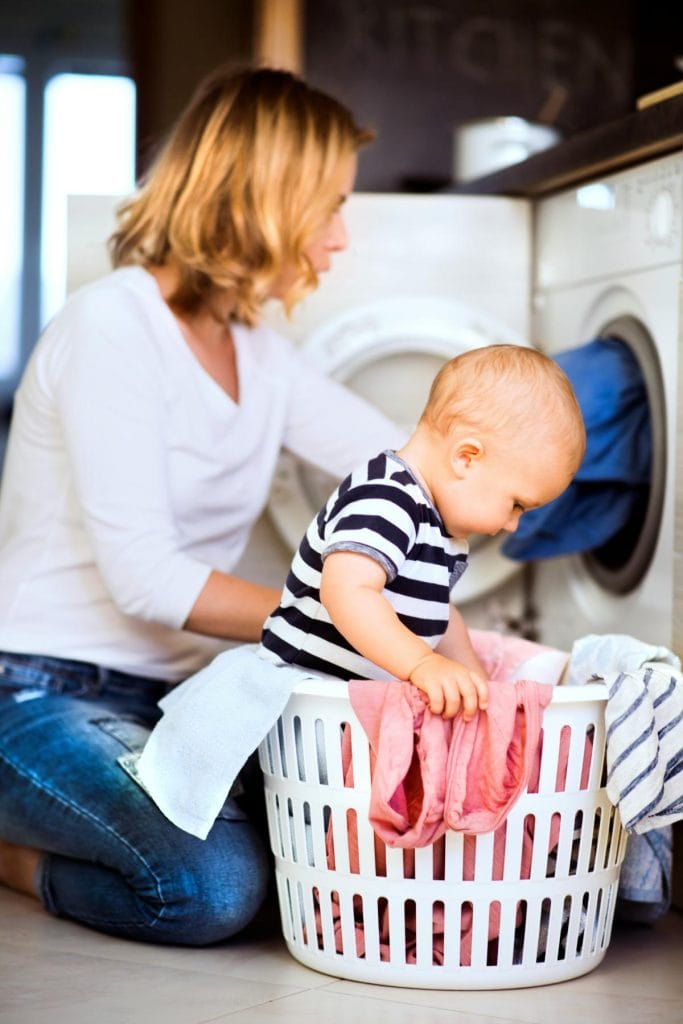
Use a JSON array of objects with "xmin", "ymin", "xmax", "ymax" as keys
[{"xmin": 453, "ymin": 116, "xmax": 560, "ymax": 184}]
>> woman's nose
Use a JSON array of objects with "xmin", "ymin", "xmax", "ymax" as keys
[{"xmin": 328, "ymin": 211, "xmax": 348, "ymax": 252}]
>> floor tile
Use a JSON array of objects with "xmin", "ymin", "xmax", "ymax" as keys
[
  {"xmin": 0, "ymin": 946, "xmax": 302, "ymax": 1024},
  {"xmin": 208, "ymin": 986, "xmax": 516, "ymax": 1023}
]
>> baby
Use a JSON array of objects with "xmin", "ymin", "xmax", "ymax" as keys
[{"xmin": 260, "ymin": 344, "xmax": 585, "ymax": 720}]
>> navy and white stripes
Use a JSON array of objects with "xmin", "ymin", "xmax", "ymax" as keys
[
  {"xmin": 260, "ymin": 450, "xmax": 468, "ymax": 681},
  {"xmin": 605, "ymin": 663, "xmax": 683, "ymax": 834}
]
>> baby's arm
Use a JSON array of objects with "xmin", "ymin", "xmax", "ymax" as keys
[
  {"xmin": 320, "ymin": 551, "xmax": 488, "ymax": 720},
  {"xmin": 435, "ymin": 605, "xmax": 487, "ymax": 678}
]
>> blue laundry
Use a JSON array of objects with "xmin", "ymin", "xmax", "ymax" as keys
[{"xmin": 503, "ymin": 337, "xmax": 652, "ymax": 560}]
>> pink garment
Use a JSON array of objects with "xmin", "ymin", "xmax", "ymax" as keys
[
  {"xmin": 316, "ymin": 631, "xmax": 584, "ymax": 966},
  {"xmin": 350, "ymin": 675, "xmax": 553, "ymax": 848}
]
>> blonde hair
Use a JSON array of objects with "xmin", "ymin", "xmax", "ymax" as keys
[
  {"xmin": 421, "ymin": 344, "xmax": 586, "ymax": 471},
  {"xmin": 109, "ymin": 66, "xmax": 373, "ymax": 325}
]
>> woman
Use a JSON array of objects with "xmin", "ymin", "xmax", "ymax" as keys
[{"xmin": 0, "ymin": 65, "xmax": 402, "ymax": 944}]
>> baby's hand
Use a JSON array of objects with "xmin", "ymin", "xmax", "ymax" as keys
[{"xmin": 409, "ymin": 652, "xmax": 489, "ymax": 720}]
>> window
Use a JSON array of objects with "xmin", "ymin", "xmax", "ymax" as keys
[
  {"xmin": 41, "ymin": 72, "xmax": 136, "ymax": 326},
  {"xmin": 0, "ymin": 57, "xmax": 26, "ymax": 380},
  {"xmin": 0, "ymin": 59, "xmax": 135, "ymax": 397}
]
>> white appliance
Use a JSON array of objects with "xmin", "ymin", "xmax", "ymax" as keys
[{"xmin": 531, "ymin": 152, "xmax": 683, "ymax": 654}]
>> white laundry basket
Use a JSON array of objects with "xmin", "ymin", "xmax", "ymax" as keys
[{"xmin": 258, "ymin": 679, "xmax": 627, "ymax": 989}]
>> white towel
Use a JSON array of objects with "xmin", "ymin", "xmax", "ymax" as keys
[
  {"xmin": 135, "ymin": 645, "xmax": 310, "ymax": 839},
  {"xmin": 567, "ymin": 634, "xmax": 683, "ymax": 834}
]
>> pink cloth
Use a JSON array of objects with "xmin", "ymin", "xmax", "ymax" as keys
[
  {"xmin": 316, "ymin": 631, "xmax": 584, "ymax": 965},
  {"xmin": 350, "ymin": 675, "xmax": 553, "ymax": 847}
]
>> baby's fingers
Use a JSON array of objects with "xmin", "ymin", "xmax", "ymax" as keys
[{"xmin": 459, "ymin": 672, "xmax": 489, "ymax": 721}]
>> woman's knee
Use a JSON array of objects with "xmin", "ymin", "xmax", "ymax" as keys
[{"xmin": 153, "ymin": 821, "xmax": 272, "ymax": 946}]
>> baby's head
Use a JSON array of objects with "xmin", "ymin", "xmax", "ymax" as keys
[{"xmin": 413, "ymin": 344, "xmax": 586, "ymax": 539}]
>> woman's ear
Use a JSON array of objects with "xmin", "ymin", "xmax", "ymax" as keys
[{"xmin": 450, "ymin": 437, "xmax": 484, "ymax": 478}]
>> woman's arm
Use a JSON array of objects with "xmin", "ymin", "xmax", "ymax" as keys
[
  {"xmin": 320, "ymin": 551, "xmax": 487, "ymax": 719},
  {"xmin": 183, "ymin": 570, "xmax": 280, "ymax": 642}
]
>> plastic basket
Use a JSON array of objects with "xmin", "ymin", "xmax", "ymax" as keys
[{"xmin": 258, "ymin": 679, "xmax": 627, "ymax": 989}]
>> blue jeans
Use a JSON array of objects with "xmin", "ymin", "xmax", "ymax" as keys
[{"xmin": 0, "ymin": 651, "xmax": 270, "ymax": 945}]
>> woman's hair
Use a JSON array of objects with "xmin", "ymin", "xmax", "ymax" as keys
[
  {"xmin": 109, "ymin": 66, "xmax": 372, "ymax": 325},
  {"xmin": 420, "ymin": 344, "xmax": 586, "ymax": 470}
]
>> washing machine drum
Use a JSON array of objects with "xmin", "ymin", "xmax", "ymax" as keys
[{"xmin": 267, "ymin": 296, "xmax": 529, "ymax": 604}]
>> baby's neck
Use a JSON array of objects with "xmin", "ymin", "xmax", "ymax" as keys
[{"xmin": 396, "ymin": 429, "xmax": 439, "ymax": 502}]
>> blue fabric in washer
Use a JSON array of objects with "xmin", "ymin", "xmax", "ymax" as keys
[{"xmin": 502, "ymin": 337, "xmax": 652, "ymax": 560}]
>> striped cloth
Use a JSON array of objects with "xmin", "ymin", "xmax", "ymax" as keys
[
  {"xmin": 605, "ymin": 663, "xmax": 683, "ymax": 834},
  {"xmin": 260, "ymin": 450, "xmax": 468, "ymax": 681},
  {"xmin": 567, "ymin": 633, "xmax": 683, "ymax": 835}
]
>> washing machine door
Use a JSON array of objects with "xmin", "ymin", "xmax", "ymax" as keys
[{"xmin": 267, "ymin": 294, "xmax": 529, "ymax": 604}]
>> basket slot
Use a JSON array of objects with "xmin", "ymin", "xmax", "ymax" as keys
[
  {"xmin": 441, "ymin": 898, "xmax": 460, "ymax": 967},
  {"xmin": 321, "ymin": 716, "xmax": 346, "ymax": 788},
  {"xmin": 352, "ymin": 893, "xmax": 378, "ymax": 964},
  {"xmin": 353, "ymin": 808, "xmax": 378, "ymax": 877},
  {"xmin": 312, "ymin": 718, "xmax": 328, "ymax": 784},
  {"xmin": 329, "ymin": 808, "xmax": 350, "ymax": 874},
  {"xmin": 537, "ymin": 718, "xmax": 567, "ymax": 792},
  {"xmin": 602, "ymin": 805, "xmax": 623, "ymax": 869},
  {"xmin": 588, "ymin": 715, "xmax": 607, "ymax": 790},
  {"xmin": 565, "ymin": 723, "xmax": 592, "ymax": 791},
  {"xmin": 279, "ymin": 712, "xmax": 300, "ymax": 781},
  {"xmin": 529, "ymin": 809, "xmax": 554, "ymax": 879},
  {"xmin": 309, "ymin": 801, "xmax": 330, "ymax": 868},
  {"xmin": 566, "ymin": 889, "xmax": 589, "ymax": 958},
  {"xmin": 292, "ymin": 879, "xmax": 307, "ymax": 946},
  {"xmin": 314, "ymin": 884, "xmax": 336, "ymax": 953},
  {"xmin": 335, "ymin": 888, "xmax": 357, "ymax": 957},
  {"xmin": 541, "ymin": 892, "xmax": 567, "ymax": 964},
  {"xmin": 574, "ymin": 809, "xmax": 599, "ymax": 875},
  {"xmin": 288, "ymin": 797, "xmax": 310, "ymax": 865},
  {"xmin": 552, "ymin": 806, "xmax": 578, "ymax": 877},
  {"xmin": 520, "ymin": 897, "xmax": 543, "ymax": 965},
  {"xmin": 348, "ymin": 718, "xmax": 373, "ymax": 792},
  {"xmin": 258, "ymin": 729, "xmax": 275, "ymax": 775},
  {"xmin": 490, "ymin": 898, "xmax": 515, "ymax": 967},
  {"xmin": 275, "ymin": 872, "xmax": 294, "ymax": 941},
  {"xmin": 501, "ymin": 811, "xmax": 524, "ymax": 880},
  {"xmin": 585, "ymin": 885, "xmax": 604, "ymax": 956},
  {"xmin": 432, "ymin": 900, "xmax": 445, "ymax": 965}
]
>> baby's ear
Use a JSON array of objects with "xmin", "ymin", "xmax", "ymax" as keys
[{"xmin": 450, "ymin": 436, "xmax": 484, "ymax": 477}]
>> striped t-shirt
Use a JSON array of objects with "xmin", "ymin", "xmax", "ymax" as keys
[{"xmin": 260, "ymin": 450, "xmax": 469, "ymax": 681}]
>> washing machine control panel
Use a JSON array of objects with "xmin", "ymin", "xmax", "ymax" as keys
[
  {"xmin": 536, "ymin": 152, "xmax": 683, "ymax": 288},
  {"xmin": 646, "ymin": 184, "xmax": 677, "ymax": 246}
]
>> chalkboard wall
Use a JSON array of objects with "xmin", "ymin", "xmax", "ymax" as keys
[{"xmin": 304, "ymin": 0, "xmax": 638, "ymax": 191}]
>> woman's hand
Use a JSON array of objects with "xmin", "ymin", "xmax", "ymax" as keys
[{"xmin": 408, "ymin": 651, "xmax": 489, "ymax": 720}]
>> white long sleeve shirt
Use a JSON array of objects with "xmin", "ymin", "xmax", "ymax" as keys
[{"xmin": 0, "ymin": 267, "xmax": 403, "ymax": 680}]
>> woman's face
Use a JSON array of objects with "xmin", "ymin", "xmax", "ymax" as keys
[{"xmin": 269, "ymin": 153, "xmax": 358, "ymax": 298}]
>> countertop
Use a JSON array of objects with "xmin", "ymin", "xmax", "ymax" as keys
[{"xmin": 451, "ymin": 91, "xmax": 683, "ymax": 198}]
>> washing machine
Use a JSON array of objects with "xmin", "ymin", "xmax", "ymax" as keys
[
  {"xmin": 531, "ymin": 151, "xmax": 683, "ymax": 656},
  {"xmin": 252, "ymin": 192, "xmax": 535, "ymax": 614}
]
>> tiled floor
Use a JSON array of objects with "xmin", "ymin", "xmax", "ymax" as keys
[{"xmin": 1, "ymin": 887, "xmax": 681, "ymax": 1023}]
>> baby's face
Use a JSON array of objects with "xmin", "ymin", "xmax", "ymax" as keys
[{"xmin": 433, "ymin": 442, "xmax": 575, "ymax": 541}]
